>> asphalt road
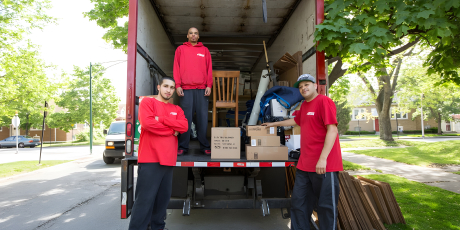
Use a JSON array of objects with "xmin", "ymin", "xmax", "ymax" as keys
[{"xmin": 0, "ymin": 147, "xmax": 291, "ymax": 230}]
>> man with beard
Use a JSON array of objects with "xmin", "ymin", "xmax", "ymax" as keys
[
  {"xmin": 173, "ymin": 27, "xmax": 212, "ymax": 156},
  {"xmin": 128, "ymin": 76, "xmax": 188, "ymax": 230},
  {"xmin": 262, "ymin": 74, "xmax": 343, "ymax": 230}
]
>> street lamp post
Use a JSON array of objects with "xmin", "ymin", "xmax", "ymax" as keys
[
  {"xmin": 90, "ymin": 62, "xmax": 93, "ymax": 155},
  {"xmin": 421, "ymin": 93, "xmax": 425, "ymax": 139},
  {"xmin": 12, "ymin": 113, "xmax": 20, "ymax": 154}
]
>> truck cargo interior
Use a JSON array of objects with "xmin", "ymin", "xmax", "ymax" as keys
[{"xmin": 122, "ymin": 0, "xmax": 326, "ymax": 219}]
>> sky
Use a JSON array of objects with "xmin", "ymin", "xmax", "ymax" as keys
[{"xmin": 29, "ymin": 0, "xmax": 127, "ymax": 103}]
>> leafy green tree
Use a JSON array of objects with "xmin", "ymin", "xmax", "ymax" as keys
[
  {"xmin": 48, "ymin": 64, "xmax": 120, "ymax": 132},
  {"xmin": 329, "ymin": 75, "xmax": 352, "ymax": 135},
  {"xmin": 314, "ymin": 0, "xmax": 460, "ymax": 140},
  {"xmin": 84, "ymin": 0, "xmax": 129, "ymax": 53},
  {"xmin": 0, "ymin": 0, "xmax": 54, "ymax": 51},
  {"xmin": 0, "ymin": 47, "xmax": 59, "ymax": 135},
  {"xmin": 398, "ymin": 66, "xmax": 460, "ymax": 134}
]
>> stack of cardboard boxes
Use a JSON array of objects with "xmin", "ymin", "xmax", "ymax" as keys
[{"xmin": 245, "ymin": 126, "xmax": 288, "ymax": 161}]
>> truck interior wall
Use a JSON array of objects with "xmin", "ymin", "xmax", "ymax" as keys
[
  {"xmin": 136, "ymin": 0, "xmax": 175, "ymax": 97},
  {"xmin": 251, "ymin": 0, "xmax": 317, "ymax": 89}
]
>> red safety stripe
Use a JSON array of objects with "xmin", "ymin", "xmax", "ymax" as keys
[
  {"xmin": 233, "ymin": 162, "xmax": 246, "ymax": 167},
  {"xmin": 207, "ymin": 162, "xmax": 220, "ymax": 167},
  {"xmin": 181, "ymin": 162, "xmax": 194, "ymax": 167},
  {"xmin": 121, "ymin": 205, "xmax": 127, "ymax": 219},
  {"xmin": 259, "ymin": 162, "xmax": 272, "ymax": 167},
  {"xmin": 286, "ymin": 162, "xmax": 296, "ymax": 167}
]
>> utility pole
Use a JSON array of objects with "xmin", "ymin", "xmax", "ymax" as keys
[{"xmin": 90, "ymin": 62, "xmax": 93, "ymax": 155}]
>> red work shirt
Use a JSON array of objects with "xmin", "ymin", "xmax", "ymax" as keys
[
  {"xmin": 173, "ymin": 42, "xmax": 213, "ymax": 90},
  {"xmin": 293, "ymin": 95, "xmax": 343, "ymax": 172},
  {"xmin": 138, "ymin": 97, "xmax": 188, "ymax": 166}
]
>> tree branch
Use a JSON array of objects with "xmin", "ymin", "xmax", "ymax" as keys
[
  {"xmin": 328, "ymin": 58, "xmax": 348, "ymax": 87},
  {"xmin": 358, "ymin": 72, "xmax": 376, "ymax": 97}
]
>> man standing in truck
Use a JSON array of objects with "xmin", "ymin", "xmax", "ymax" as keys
[
  {"xmin": 262, "ymin": 74, "xmax": 343, "ymax": 230},
  {"xmin": 173, "ymin": 27, "xmax": 212, "ymax": 156},
  {"xmin": 128, "ymin": 77, "xmax": 188, "ymax": 230}
]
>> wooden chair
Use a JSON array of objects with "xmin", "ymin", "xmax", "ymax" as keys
[{"xmin": 212, "ymin": 70, "xmax": 240, "ymax": 127}]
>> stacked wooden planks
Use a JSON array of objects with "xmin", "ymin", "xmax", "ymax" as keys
[
  {"xmin": 284, "ymin": 170, "xmax": 405, "ymax": 229},
  {"xmin": 285, "ymin": 167, "xmax": 296, "ymax": 197},
  {"xmin": 338, "ymin": 172, "xmax": 405, "ymax": 230}
]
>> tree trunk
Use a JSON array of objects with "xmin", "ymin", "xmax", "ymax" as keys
[{"xmin": 379, "ymin": 112, "xmax": 394, "ymax": 141}]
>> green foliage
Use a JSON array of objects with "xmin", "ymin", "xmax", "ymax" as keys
[
  {"xmin": 84, "ymin": 0, "xmax": 129, "ymax": 53},
  {"xmin": 0, "ymin": 0, "xmax": 55, "ymax": 51},
  {"xmin": 335, "ymin": 100, "xmax": 351, "ymax": 135},
  {"xmin": 48, "ymin": 64, "xmax": 120, "ymax": 132},
  {"xmin": 398, "ymin": 64, "xmax": 460, "ymax": 131},
  {"xmin": 316, "ymin": 0, "xmax": 460, "ymax": 84},
  {"xmin": 0, "ymin": 46, "xmax": 60, "ymax": 132},
  {"xmin": 75, "ymin": 129, "xmax": 105, "ymax": 142}
]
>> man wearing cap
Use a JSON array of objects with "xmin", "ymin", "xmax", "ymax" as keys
[{"xmin": 262, "ymin": 74, "xmax": 343, "ymax": 230}]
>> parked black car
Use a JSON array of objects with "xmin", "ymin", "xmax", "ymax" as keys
[{"xmin": 0, "ymin": 136, "xmax": 41, "ymax": 148}]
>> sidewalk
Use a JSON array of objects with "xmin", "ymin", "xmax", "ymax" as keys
[{"xmin": 342, "ymin": 149, "xmax": 460, "ymax": 194}]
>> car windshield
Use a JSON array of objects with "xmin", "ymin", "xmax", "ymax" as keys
[{"xmin": 108, "ymin": 122, "xmax": 125, "ymax": 135}]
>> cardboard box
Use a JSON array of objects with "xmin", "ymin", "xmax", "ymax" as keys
[
  {"xmin": 250, "ymin": 136, "xmax": 281, "ymax": 147},
  {"xmin": 211, "ymin": 127, "xmax": 241, "ymax": 160},
  {"xmin": 246, "ymin": 125, "xmax": 277, "ymax": 136},
  {"xmin": 285, "ymin": 135, "xmax": 300, "ymax": 151},
  {"xmin": 245, "ymin": 145, "xmax": 289, "ymax": 161}
]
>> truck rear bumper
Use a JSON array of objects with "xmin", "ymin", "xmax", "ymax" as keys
[
  {"xmin": 104, "ymin": 149, "xmax": 125, "ymax": 158},
  {"xmin": 167, "ymin": 198, "xmax": 291, "ymax": 209}
]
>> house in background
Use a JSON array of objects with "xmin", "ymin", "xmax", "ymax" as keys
[
  {"xmin": 348, "ymin": 104, "xmax": 438, "ymax": 133},
  {"xmin": 441, "ymin": 114, "xmax": 460, "ymax": 132},
  {"xmin": 116, "ymin": 104, "xmax": 126, "ymax": 121},
  {"xmin": 1, "ymin": 103, "xmax": 127, "ymax": 142},
  {"xmin": 0, "ymin": 123, "xmax": 88, "ymax": 142}
]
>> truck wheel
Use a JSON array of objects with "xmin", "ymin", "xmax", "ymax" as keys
[
  {"xmin": 19, "ymin": 143, "xmax": 25, "ymax": 148},
  {"xmin": 103, "ymin": 155, "xmax": 115, "ymax": 164}
]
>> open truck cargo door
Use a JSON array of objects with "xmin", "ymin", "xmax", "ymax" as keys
[{"xmin": 122, "ymin": 0, "xmax": 326, "ymax": 219}]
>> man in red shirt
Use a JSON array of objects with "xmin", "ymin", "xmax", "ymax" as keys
[
  {"xmin": 128, "ymin": 77, "xmax": 188, "ymax": 230},
  {"xmin": 173, "ymin": 27, "xmax": 212, "ymax": 156},
  {"xmin": 262, "ymin": 74, "xmax": 343, "ymax": 230}
]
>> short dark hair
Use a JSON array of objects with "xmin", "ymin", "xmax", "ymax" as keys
[{"xmin": 159, "ymin": 76, "xmax": 175, "ymax": 86}]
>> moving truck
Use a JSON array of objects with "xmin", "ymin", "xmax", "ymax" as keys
[{"xmin": 121, "ymin": 0, "xmax": 327, "ymax": 220}]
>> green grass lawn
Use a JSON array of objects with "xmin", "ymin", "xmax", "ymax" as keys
[
  {"xmin": 360, "ymin": 174, "xmax": 460, "ymax": 230},
  {"xmin": 350, "ymin": 140, "xmax": 460, "ymax": 166},
  {"xmin": 0, "ymin": 160, "xmax": 71, "ymax": 178},
  {"xmin": 339, "ymin": 135, "xmax": 380, "ymax": 139},
  {"xmin": 340, "ymin": 139, "xmax": 419, "ymax": 148},
  {"xmin": 343, "ymin": 160, "xmax": 371, "ymax": 171}
]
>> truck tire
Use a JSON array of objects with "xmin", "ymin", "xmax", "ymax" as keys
[{"xmin": 103, "ymin": 155, "xmax": 115, "ymax": 164}]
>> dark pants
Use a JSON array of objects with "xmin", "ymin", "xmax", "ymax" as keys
[
  {"xmin": 128, "ymin": 163, "xmax": 173, "ymax": 230},
  {"xmin": 179, "ymin": 89, "xmax": 210, "ymax": 151},
  {"xmin": 290, "ymin": 170, "xmax": 339, "ymax": 230}
]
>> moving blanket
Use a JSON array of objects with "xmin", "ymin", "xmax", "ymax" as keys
[{"xmin": 260, "ymin": 86, "xmax": 304, "ymax": 120}]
